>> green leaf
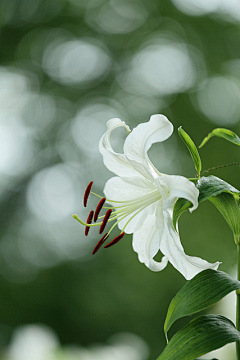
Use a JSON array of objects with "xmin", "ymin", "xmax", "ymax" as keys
[
  {"xmin": 196, "ymin": 177, "xmax": 240, "ymax": 242},
  {"xmin": 197, "ymin": 175, "xmax": 239, "ymax": 202},
  {"xmin": 172, "ymin": 198, "xmax": 191, "ymax": 230},
  {"xmin": 172, "ymin": 175, "xmax": 239, "ymax": 229},
  {"xmin": 164, "ymin": 269, "xmax": 240, "ymax": 336},
  {"xmin": 178, "ymin": 127, "xmax": 202, "ymax": 176},
  {"xmin": 209, "ymin": 192, "xmax": 240, "ymax": 244},
  {"xmin": 158, "ymin": 315, "xmax": 240, "ymax": 360},
  {"xmin": 199, "ymin": 127, "xmax": 240, "ymax": 148}
]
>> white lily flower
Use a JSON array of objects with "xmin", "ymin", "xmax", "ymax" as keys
[{"xmin": 73, "ymin": 114, "xmax": 220, "ymax": 280}]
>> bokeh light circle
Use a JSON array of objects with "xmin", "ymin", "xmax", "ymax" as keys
[
  {"xmin": 26, "ymin": 163, "xmax": 81, "ymax": 222},
  {"xmin": 42, "ymin": 39, "xmax": 111, "ymax": 85},
  {"xmin": 197, "ymin": 76, "xmax": 240, "ymax": 125},
  {"xmin": 118, "ymin": 40, "xmax": 196, "ymax": 96}
]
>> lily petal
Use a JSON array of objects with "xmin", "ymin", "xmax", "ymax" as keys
[
  {"xmin": 118, "ymin": 207, "xmax": 156, "ymax": 234},
  {"xmin": 99, "ymin": 118, "xmax": 140, "ymax": 177},
  {"xmin": 123, "ymin": 114, "xmax": 173, "ymax": 179},
  {"xmin": 104, "ymin": 176, "xmax": 157, "ymax": 233},
  {"xmin": 132, "ymin": 212, "xmax": 168, "ymax": 271},
  {"xmin": 156, "ymin": 174, "xmax": 199, "ymax": 211},
  {"xmin": 104, "ymin": 176, "xmax": 156, "ymax": 202},
  {"xmin": 160, "ymin": 211, "xmax": 220, "ymax": 280}
]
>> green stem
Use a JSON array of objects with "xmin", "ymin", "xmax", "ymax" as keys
[{"xmin": 236, "ymin": 244, "xmax": 240, "ymax": 360}]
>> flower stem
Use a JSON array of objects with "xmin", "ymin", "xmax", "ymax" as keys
[{"xmin": 236, "ymin": 243, "xmax": 240, "ymax": 360}]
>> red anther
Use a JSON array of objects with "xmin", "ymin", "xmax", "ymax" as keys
[
  {"xmin": 94, "ymin": 198, "xmax": 106, "ymax": 222},
  {"xmin": 83, "ymin": 181, "xmax": 93, "ymax": 207},
  {"xmin": 92, "ymin": 233, "xmax": 109, "ymax": 255},
  {"xmin": 99, "ymin": 209, "xmax": 112, "ymax": 234},
  {"xmin": 85, "ymin": 210, "xmax": 94, "ymax": 236},
  {"xmin": 104, "ymin": 232, "xmax": 125, "ymax": 248}
]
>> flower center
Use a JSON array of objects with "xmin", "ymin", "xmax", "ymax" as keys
[{"xmin": 73, "ymin": 181, "xmax": 161, "ymax": 254}]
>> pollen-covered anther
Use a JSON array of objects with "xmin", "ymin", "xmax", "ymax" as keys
[
  {"xmin": 99, "ymin": 209, "xmax": 112, "ymax": 234},
  {"xmin": 83, "ymin": 181, "xmax": 93, "ymax": 207},
  {"xmin": 85, "ymin": 210, "xmax": 94, "ymax": 236},
  {"xmin": 104, "ymin": 232, "xmax": 125, "ymax": 248},
  {"xmin": 92, "ymin": 233, "xmax": 109, "ymax": 255},
  {"xmin": 94, "ymin": 198, "xmax": 106, "ymax": 222}
]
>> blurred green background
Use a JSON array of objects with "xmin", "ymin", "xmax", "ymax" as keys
[{"xmin": 0, "ymin": 0, "xmax": 240, "ymax": 359}]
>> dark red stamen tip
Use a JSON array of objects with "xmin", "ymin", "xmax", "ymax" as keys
[
  {"xmin": 83, "ymin": 181, "xmax": 93, "ymax": 207},
  {"xmin": 104, "ymin": 232, "xmax": 125, "ymax": 248},
  {"xmin": 92, "ymin": 233, "xmax": 109, "ymax": 255},
  {"xmin": 99, "ymin": 209, "xmax": 112, "ymax": 234},
  {"xmin": 94, "ymin": 198, "xmax": 106, "ymax": 222},
  {"xmin": 85, "ymin": 210, "xmax": 94, "ymax": 236}
]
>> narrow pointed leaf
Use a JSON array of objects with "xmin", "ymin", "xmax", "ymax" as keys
[
  {"xmin": 173, "ymin": 176, "xmax": 240, "ymax": 228},
  {"xmin": 199, "ymin": 127, "xmax": 240, "ymax": 148},
  {"xmin": 164, "ymin": 269, "xmax": 240, "ymax": 335},
  {"xmin": 178, "ymin": 127, "xmax": 202, "ymax": 176},
  {"xmin": 209, "ymin": 192, "xmax": 240, "ymax": 243},
  {"xmin": 158, "ymin": 315, "xmax": 240, "ymax": 360}
]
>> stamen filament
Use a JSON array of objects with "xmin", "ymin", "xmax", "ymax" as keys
[
  {"xmin": 104, "ymin": 190, "xmax": 160, "ymax": 208},
  {"xmin": 90, "ymin": 192, "xmax": 104, "ymax": 199},
  {"xmin": 107, "ymin": 205, "xmax": 146, "ymax": 236},
  {"xmin": 91, "ymin": 192, "xmax": 139, "ymax": 204},
  {"xmin": 104, "ymin": 204, "xmax": 145, "ymax": 236},
  {"xmin": 105, "ymin": 212, "xmax": 129, "ymax": 235},
  {"xmin": 122, "ymin": 206, "xmax": 145, "ymax": 232},
  {"xmin": 98, "ymin": 195, "xmax": 156, "ymax": 235}
]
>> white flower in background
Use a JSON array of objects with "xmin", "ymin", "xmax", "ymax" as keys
[
  {"xmin": 74, "ymin": 114, "xmax": 219, "ymax": 280},
  {"xmin": 6, "ymin": 325, "xmax": 148, "ymax": 360},
  {"xmin": 6, "ymin": 324, "xmax": 59, "ymax": 360}
]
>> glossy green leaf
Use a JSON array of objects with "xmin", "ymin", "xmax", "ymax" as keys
[
  {"xmin": 164, "ymin": 269, "xmax": 240, "ymax": 336},
  {"xmin": 209, "ymin": 192, "xmax": 240, "ymax": 244},
  {"xmin": 197, "ymin": 175, "xmax": 239, "ymax": 202},
  {"xmin": 178, "ymin": 127, "xmax": 202, "ymax": 176},
  {"xmin": 173, "ymin": 175, "xmax": 239, "ymax": 228},
  {"xmin": 199, "ymin": 127, "xmax": 240, "ymax": 148},
  {"xmin": 158, "ymin": 315, "xmax": 240, "ymax": 360}
]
